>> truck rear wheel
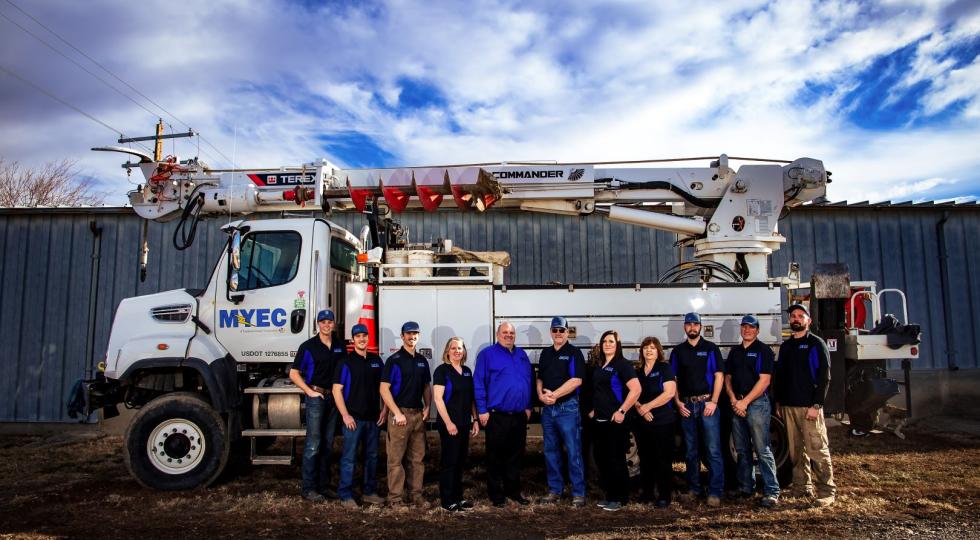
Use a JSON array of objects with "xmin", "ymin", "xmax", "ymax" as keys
[{"xmin": 124, "ymin": 392, "xmax": 230, "ymax": 490}]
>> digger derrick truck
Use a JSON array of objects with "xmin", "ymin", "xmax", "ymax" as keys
[{"xmin": 74, "ymin": 144, "xmax": 920, "ymax": 490}]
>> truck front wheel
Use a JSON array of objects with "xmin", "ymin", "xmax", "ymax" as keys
[{"xmin": 124, "ymin": 392, "xmax": 230, "ymax": 490}]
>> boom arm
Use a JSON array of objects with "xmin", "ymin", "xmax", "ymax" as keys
[{"xmin": 96, "ymin": 147, "xmax": 827, "ymax": 280}]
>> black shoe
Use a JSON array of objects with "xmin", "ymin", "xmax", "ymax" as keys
[
  {"xmin": 442, "ymin": 502, "xmax": 464, "ymax": 512},
  {"xmin": 508, "ymin": 495, "xmax": 530, "ymax": 506},
  {"xmin": 655, "ymin": 500, "xmax": 670, "ymax": 509},
  {"xmin": 318, "ymin": 487, "xmax": 339, "ymax": 500},
  {"xmin": 459, "ymin": 500, "xmax": 474, "ymax": 509},
  {"xmin": 492, "ymin": 500, "xmax": 506, "ymax": 508}
]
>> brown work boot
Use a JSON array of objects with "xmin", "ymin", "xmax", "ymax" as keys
[
  {"xmin": 362, "ymin": 493, "xmax": 385, "ymax": 505},
  {"xmin": 813, "ymin": 496, "xmax": 835, "ymax": 508}
]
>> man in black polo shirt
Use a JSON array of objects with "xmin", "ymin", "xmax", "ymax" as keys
[
  {"xmin": 332, "ymin": 323, "xmax": 386, "ymax": 508},
  {"xmin": 670, "ymin": 312, "xmax": 725, "ymax": 506},
  {"xmin": 289, "ymin": 309, "xmax": 345, "ymax": 503},
  {"xmin": 724, "ymin": 314, "xmax": 780, "ymax": 508},
  {"xmin": 380, "ymin": 321, "xmax": 431, "ymax": 507},
  {"xmin": 774, "ymin": 304, "xmax": 836, "ymax": 507},
  {"xmin": 535, "ymin": 316, "xmax": 587, "ymax": 507}
]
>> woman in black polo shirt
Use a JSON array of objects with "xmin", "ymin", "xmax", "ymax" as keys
[
  {"xmin": 587, "ymin": 330, "xmax": 641, "ymax": 511},
  {"xmin": 432, "ymin": 336, "xmax": 479, "ymax": 512},
  {"xmin": 630, "ymin": 336, "xmax": 677, "ymax": 508}
]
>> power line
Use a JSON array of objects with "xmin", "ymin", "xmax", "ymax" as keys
[
  {"xmin": 0, "ymin": 9, "xmax": 161, "ymax": 121},
  {"xmin": 2, "ymin": 0, "xmax": 236, "ymax": 166},
  {"xmin": 0, "ymin": 63, "xmax": 151, "ymax": 153}
]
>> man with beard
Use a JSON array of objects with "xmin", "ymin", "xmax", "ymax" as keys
[
  {"xmin": 774, "ymin": 304, "xmax": 836, "ymax": 507},
  {"xmin": 670, "ymin": 312, "xmax": 725, "ymax": 507}
]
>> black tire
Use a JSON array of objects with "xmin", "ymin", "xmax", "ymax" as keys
[
  {"xmin": 770, "ymin": 414, "xmax": 793, "ymax": 487},
  {"xmin": 124, "ymin": 392, "xmax": 230, "ymax": 490},
  {"xmin": 723, "ymin": 414, "xmax": 793, "ymax": 488}
]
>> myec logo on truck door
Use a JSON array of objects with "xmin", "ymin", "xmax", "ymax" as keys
[{"xmin": 219, "ymin": 308, "xmax": 288, "ymax": 329}]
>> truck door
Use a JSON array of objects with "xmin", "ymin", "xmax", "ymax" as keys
[{"xmin": 214, "ymin": 221, "xmax": 315, "ymax": 363}]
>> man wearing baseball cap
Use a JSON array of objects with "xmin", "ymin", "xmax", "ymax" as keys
[
  {"xmin": 535, "ymin": 316, "xmax": 587, "ymax": 507},
  {"xmin": 289, "ymin": 309, "xmax": 346, "ymax": 503},
  {"xmin": 380, "ymin": 321, "xmax": 432, "ymax": 507},
  {"xmin": 774, "ymin": 304, "xmax": 836, "ymax": 507},
  {"xmin": 724, "ymin": 314, "xmax": 780, "ymax": 508},
  {"xmin": 333, "ymin": 323, "xmax": 386, "ymax": 508},
  {"xmin": 670, "ymin": 312, "xmax": 725, "ymax": 506}
]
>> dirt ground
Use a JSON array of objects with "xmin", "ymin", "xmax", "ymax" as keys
[{"xmin": 1, "ymin": 418, "xmax": 978, "ymax": 540}]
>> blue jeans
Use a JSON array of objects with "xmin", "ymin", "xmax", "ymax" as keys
[
  {"xmin": 302, "ymin": 396, "xmax": 339, "ymax": 494},
  {"xmin": 731, "ymin": 395, "xmax": 780, "ymax": 498},
  {"xmin": 338, "ymin": 418, "xmax": 379, "ymax": 501},
  {"xmin": 541, "ymin": 397, "xmax": 586, "ymax": 497},
  {"xmin": 680, "ymin": 400, "xmax": 724, "ymax": 497}
]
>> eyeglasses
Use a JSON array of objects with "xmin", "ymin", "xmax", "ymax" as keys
[{"xmin": 551, "ymin": 328, "xmax": 567, "ymax": 334}]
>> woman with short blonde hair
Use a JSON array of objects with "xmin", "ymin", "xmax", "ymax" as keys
[{"xmin": 432, "ymin": 337, "xmax": 479, "ymax": 511}]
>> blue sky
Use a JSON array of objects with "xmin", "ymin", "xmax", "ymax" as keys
[{"xmin": 1, "ymin": 0, "xmax": 979, "ymax": 205}]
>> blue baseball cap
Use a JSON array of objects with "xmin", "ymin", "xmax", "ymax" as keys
[
  {"xmin": 550, "ymin": 316, "xmax": 568, "ymax": 329},
  {"xmin": 316, "ymin": 309, "xmax": 335, "ymax": 322},
  {"xmin": 351, "ymin": 323, "xmax": 369, "ymax": 337},
  {"xmin": 740, "ymin": 314, "xmax": 760, "ymax": 328},
  {"xmin": 684, "ymin": 312, "xmax": 702, "ymax": 324},
  {"xmin": 401, "ymin": 321, "xmax": 420, "ymax": 333}
]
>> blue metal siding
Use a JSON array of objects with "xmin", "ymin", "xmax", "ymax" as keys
[{"xmin": 0, "ymin": 205, "xmax": 977, "ymax": 422}]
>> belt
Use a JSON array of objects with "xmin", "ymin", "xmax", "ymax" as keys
[
  {"xmin": 683, "ymin": 394, "xmax": 711, "ymax": 403},
  {"xmin": 398, "ymin": 407, "xmax": 423, "ymax": 412},
  {"xmin": 310, "ymin": 385, "xmax": 329, "ymax": 395},
  {"xmin": 490, "ymin": 409, "xmax": 525, "ymax": 416}
]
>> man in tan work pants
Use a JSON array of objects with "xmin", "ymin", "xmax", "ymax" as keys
[
  {"xmin": 380, "ymin": 321, "xmax": 431, "ymax": 507},
  {"xmin": 782, "ymin": 405, "xmax": 836, "ymax": 503},
  {"xmin": 774, "ymin": 304, "xmax": 836, "ymax": 507}
]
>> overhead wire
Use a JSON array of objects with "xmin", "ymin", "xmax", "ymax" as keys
[
  {"xmin": 0, "ymin": 63, "xmax": 152, "ymax": 153},
  {"xmin": 2, "ymin": 0, "xmax": 235, "ymax": 166}
]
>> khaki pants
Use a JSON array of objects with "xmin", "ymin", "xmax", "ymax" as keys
[
  {"xmin": 386, "ymin": 408, "xmax": 426, "ymax": 503},
  {"xmin": 783, "ymin": 406, "xmax": 836, "ymax": 498}
]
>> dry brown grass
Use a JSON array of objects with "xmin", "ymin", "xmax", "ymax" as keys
[{"xmin": 0, "ymin": 422, "xmax": 977, "ymax": 539}]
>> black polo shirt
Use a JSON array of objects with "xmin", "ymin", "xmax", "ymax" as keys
[
  {"xmin": 590, "ymin": 357, "xmax": 637, "ymax": 421},
  {"xmin": 725, "ymin": 339, "xmax": 775, "ymax": 396},
  {"xmin": 774, "ymin": 332, "xmax": 831, "ymax": 408},
  {"xmin": 291, "ymin": 333, "xmax": 345, "ymax": 398},
  {"xmin": 333, "ymin": 351, "xmax": 384, "ymax": 420},
  {"xmin": 636, "ymin": 362, "xmax": 677, "ymax": 426},
  {"xmin": 433, "ymin": 363, "xmax": 474, "ymax": 427},
  {"xmin": 669, "ymin": 338, "xmax": 723, "ymax": 398},
  {"xmin": 537, "ymin": 342, "xmax": 587, "ymax": 403},
  {"xmin": 382, "ymin": 347, "xmax": 431, "ymax": 409}
]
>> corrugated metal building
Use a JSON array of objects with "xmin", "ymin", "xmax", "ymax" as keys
[{"xmin": 1, "ymin": 202, "xmax": 977, "ymax": 422}]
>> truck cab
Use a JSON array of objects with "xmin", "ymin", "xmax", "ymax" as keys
[{"xmin": 91, "ymin": 218, "xmax": 360, "ymax": 490}]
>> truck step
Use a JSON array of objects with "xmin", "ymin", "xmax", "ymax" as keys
[
  {"xmin": 242, "ymin": 429, "xmax": 306, "ymax": 437},
  {"xmin": 251, "ymin": 455, "xmax": 294, "ymax": 465},
  {"xmin": 244, "ymin": 387, "xmax": 304, "ymax": 394}
]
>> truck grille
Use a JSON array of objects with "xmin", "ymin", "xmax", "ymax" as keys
[{"xmin": 150, "ymin": 304, "xmax": 193, "ymax": 323}]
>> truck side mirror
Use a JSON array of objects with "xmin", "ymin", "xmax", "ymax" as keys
[{"xmin": 229, "ymin": 230, "xmax": 242, "ymax": 291}]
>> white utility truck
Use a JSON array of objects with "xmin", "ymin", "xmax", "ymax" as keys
[{"xmin": 74, "ymin": 144, "xmax": 919, "ymax": 490}]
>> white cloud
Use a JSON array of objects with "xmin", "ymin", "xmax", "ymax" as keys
[{"xmin": 0, "ymin": 0, "xmax": 977, "ymax": 207}]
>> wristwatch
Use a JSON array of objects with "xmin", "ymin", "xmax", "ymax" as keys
[
  {"xmin": 617, "ymin": 409, "xmax": 626, "ymax": 415},
  {"xmin": 812, "ymin": 404, "xmax": 823, "ymax": 410}
]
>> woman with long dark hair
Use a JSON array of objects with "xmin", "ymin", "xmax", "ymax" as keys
[
  {"xmin": 432, "ymin": 337, "xmax": 479, "ymax": 512},
  {"xmin": 587, "ymin": 330, "xmax": 641, "ymax": 511},
  {"xmin": 630, "ymin": 336, "xmax": 677, "ymax": 508}
]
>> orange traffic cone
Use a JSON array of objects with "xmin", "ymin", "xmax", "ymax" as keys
[{"xmin": 359, "ymin": 283, "xmax": 379, "ymax": 354}]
